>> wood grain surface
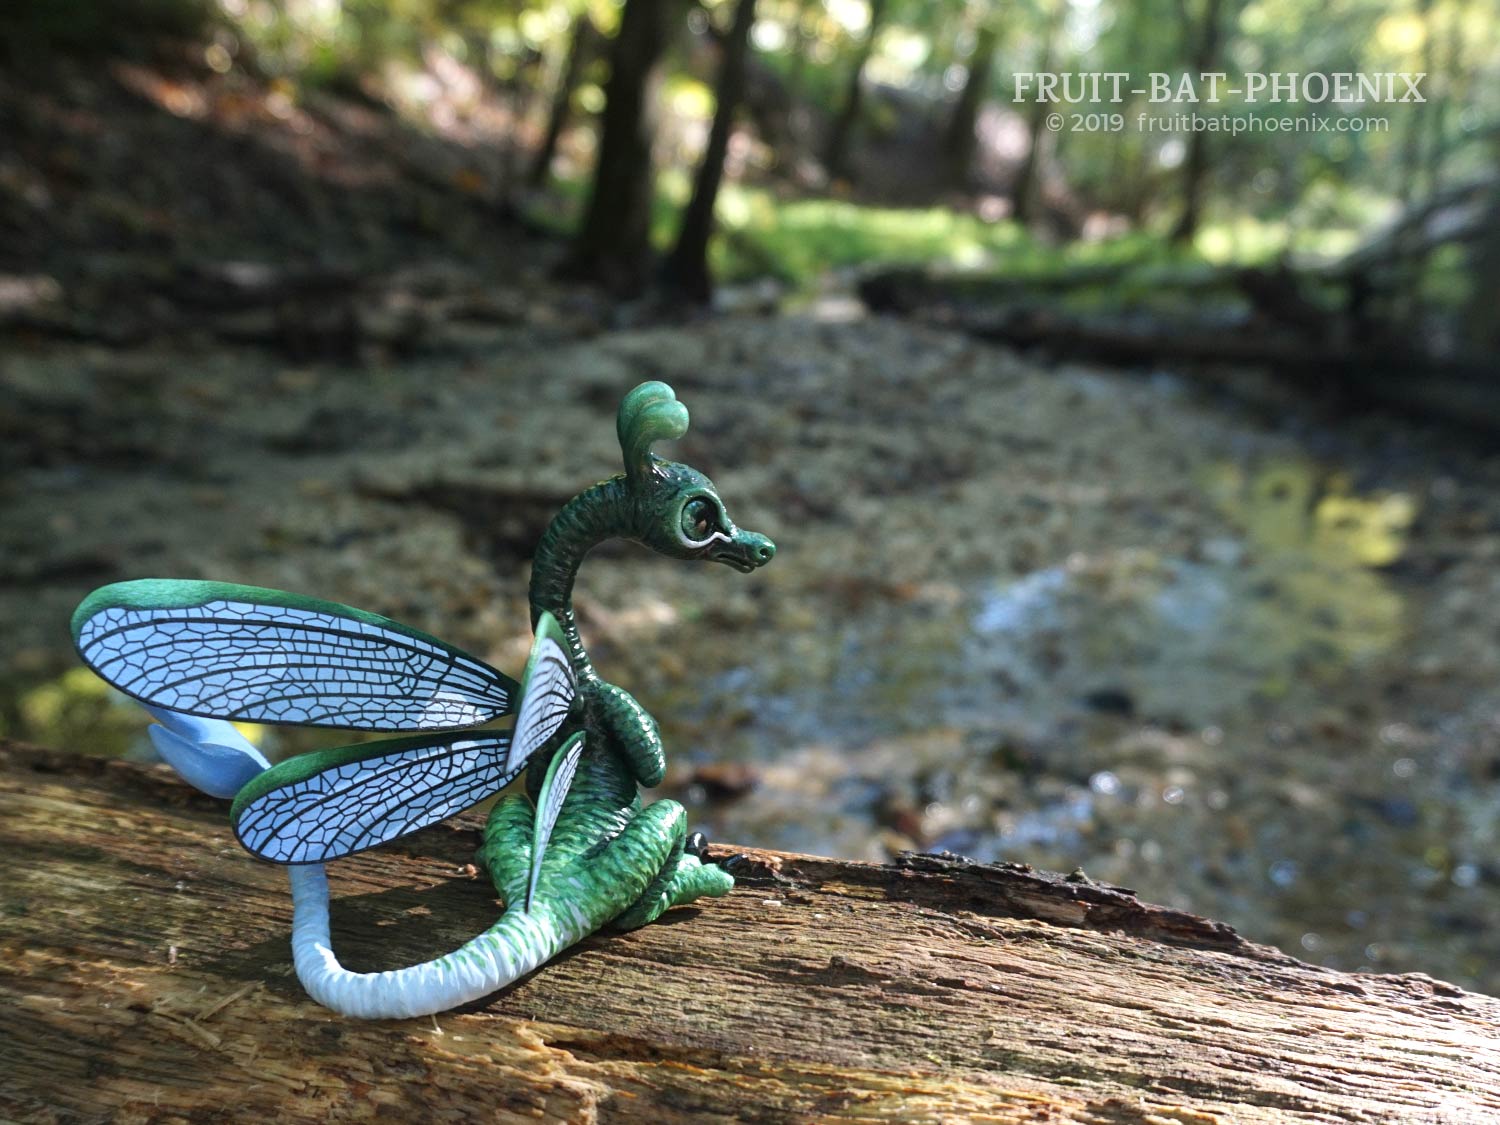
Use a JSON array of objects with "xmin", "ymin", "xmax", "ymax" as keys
[{"xmin": 3, "ymin": 740, "xmax": 1497, "ymax": 1124}]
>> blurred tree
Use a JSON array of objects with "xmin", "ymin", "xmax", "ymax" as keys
[
  {"xmin": 823, "ymin": 0, "xmax": 887, "ymax": 183},
  {"xmin": 1422, "ymin": 4, "xmax": 1467, "ymax": 199},
  {"xmin": 1012, "ymin": 0, "xmax": 1063, "ymax": 225},
  {"xmin": 529, "ymin": 11, "xmax": 599, "ymax": 187},
  {"xmin": 566, "ymin": 0, "xmax": 688, "ymax": 289},
  {"xmin": 661, "ymin": 0, "xmax": 759, "ymax": 302},
  {"xmin": 1097, "ymin": 0, "xmax": 1152, "ymax": 218},
  {"xmin": 941, "ymin": 14, "xmax": 1001, "ymax": 192},
  {"xmin": 1397, "ymin": 0, "xmax": 1436, "ymax": 204},
  {"xmin": 1169, "ymin": 0, "xmax": 1238, "ymax": 243},
  {"xmin": 1463, "ymin": 146, "xmax": 1500, "ymax": 355}
]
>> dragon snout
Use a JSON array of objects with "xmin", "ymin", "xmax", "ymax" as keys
[
  {"xmin": 712, "ymin": 530, "xmax": 776, "ymax": 572},
  {"xmin": 743, "ymin": 532, "xmax": 776, "ymax": 565}
]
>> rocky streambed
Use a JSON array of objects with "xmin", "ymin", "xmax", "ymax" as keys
[{"xmin": 5, "ymin": 310, "xmax": 1499, "ymax": 993}]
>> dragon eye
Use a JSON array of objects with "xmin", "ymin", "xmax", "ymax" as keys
[{"xmin": 680, "ymin": 498, "xmax": 717, "ymax": 541}]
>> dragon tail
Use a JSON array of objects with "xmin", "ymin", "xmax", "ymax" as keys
[{"xmin": 286, "ymin": 865, "xmax": 584, "ymax": 1019}]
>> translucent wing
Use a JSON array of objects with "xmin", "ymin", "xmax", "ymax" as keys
[
  {"xmin": 231, "ymin": 731, "xmax": 521, "ymax": 864},
  {"xmin": 526, "ymin": 732, "xmax": 585, "ymax": 911},
  {"xmin": 505, "ymin": 611, "xmax": 577, "ymax": 773},
  {"xmin": 72, "ymin": 579, "xmax": 519, "ymax": 731}
]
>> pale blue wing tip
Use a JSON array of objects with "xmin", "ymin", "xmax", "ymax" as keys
[{"xmin": 145, "ymin": 704, "xmax": 271, "ymax": 798}]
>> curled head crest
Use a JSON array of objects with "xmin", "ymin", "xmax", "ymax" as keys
[{"xmin": 617, "ymin": 381, "xmax": 689, "ymax": 483}]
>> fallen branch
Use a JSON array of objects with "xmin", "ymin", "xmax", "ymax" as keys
[
  {"xmin": 2, "ymin": 739, "xmax": 1497, "ymax": 1122},
  {"xmin": 859, "ymin": 267, "xmax": 1500, "ymax": 433}
]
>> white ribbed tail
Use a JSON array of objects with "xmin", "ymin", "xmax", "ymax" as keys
[
  {"xmin": 287, "ymin": 866, "xmax": 588, "ymax": 1019},
  {"xmin": 286, "ymin": 865, "xmax": 588, "ymax": 1019}
]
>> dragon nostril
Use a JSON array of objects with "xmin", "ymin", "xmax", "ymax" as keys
[{"xmin": 756, "ymin": 542, "xmax": 776, "ymax": 563}]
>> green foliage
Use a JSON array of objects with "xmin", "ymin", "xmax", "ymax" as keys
[
  {"xmin": 12, "ymin": 0, "xmax": 1492, "ymax": 324},
  {"xmin": 534, "ymin": 166, "xmax": 1396, "ymax": 299},
  {"xmin": 715, "ymin": 194, "xmax": 1027, "ymax": 282}
]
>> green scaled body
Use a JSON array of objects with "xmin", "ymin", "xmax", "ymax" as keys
[{"xmin": 486, "ymin": 379, "xmax": 776, "ymax": 929}]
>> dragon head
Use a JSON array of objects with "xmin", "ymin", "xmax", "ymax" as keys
[{"xmin": 616, "ymin": 381, "xmax": 776, "ymax": 573}]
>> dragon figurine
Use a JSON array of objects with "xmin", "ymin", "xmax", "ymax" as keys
[{"xmin": 70, "ymin": 381, "xmax": 775, "ymax": 1019}]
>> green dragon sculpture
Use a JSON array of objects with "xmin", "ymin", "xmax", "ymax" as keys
[{"xmin": 71, "ymin": 381, "xmax": 775, "ymax": 1018}]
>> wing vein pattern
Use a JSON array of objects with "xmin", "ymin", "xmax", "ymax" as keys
[
  {"xmin": 77, "ymin": 596, "xmax": 515, "ymax": 730},
  {"xmin": 506, "ymin": 631, "xmax": 577, "ymax": 772},
  {"xmin": 234, "ymin": 732, "xmax": 520, "ymax": 863}
]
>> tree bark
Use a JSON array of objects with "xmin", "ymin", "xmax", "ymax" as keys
[
  {"xmin": 564, "ymin": 0, "xmax": 683, "ymax": 291},
  {"xmin": 528, "ymin": 13, "xmax": 596, "ymax": 189},
  {"xmin": 941, "ymin": 21, "xmax": 1000, "ymax": 192},
  {"xmin": 823, "ymin": 0, "xmax": 887, "ymax": 184},
  {"xmin": 5, "ymin": 738, "xmax": 1500, "ymax": 1123},
  {"xmin": 660, "ymin": 0, "xmax": 758, "ymax": 304}
]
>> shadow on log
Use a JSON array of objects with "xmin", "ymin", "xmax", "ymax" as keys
[{"xmin": 3, "ymin": 739, "xmax": 1498, "ymax": 1122}]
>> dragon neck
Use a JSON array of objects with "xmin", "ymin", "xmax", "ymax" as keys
[{"xmin": 529, "ymin": 476, "xmax": 636, "ymax": 683}]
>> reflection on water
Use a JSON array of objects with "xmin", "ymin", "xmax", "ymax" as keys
[{"xmin": 962, "ymin": 457, "xmax": 1414, "ymax": 723}]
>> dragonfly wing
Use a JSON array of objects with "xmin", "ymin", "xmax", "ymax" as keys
[
  {"xmin": 505, "ymin": 610, "xmax": 577, "ymax": 772},
  {"xmin": 231, "ymin": 731, "xmax": 520, "ymax": 864},
  {"xmin": 73, "ymin": 579, "xmax": 519, "ymax": 731},
  {"xmin": 525, "ymin": 731, "xmax": 586, "ymax": 912}
]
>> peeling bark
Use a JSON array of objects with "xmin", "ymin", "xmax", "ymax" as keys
[{"xmin": 3, "ymin": 739, "xmax": 1498, "ymax": 1123}]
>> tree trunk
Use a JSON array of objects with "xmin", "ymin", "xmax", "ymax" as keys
[
  {"xmin": 1012, "ymin": 1, "xmax": 1062, "ymax": 225},
  {"xmin": 941, "ymin": 21, "xmax": 1000, "ymax": 192},
  {"xmin": 1461, "ymin": 155, "xmax": 1500, "ymax": 355},
  {"xmin": 1397, "ymin": 0, "xmax": 1435, "ymax": 205},
  {"xmin": 564, "ymin": 0, "xmax": 682, "ymax": 291},
  {"xmin": 1169, "ymin": 0, "xmax": 1228, "ymax": 244},
  {"xmin": 1102, "ymin": 0, "xmax": 1150, "ymax": 216},
  {"xmin": 1421, "ymin": 9, "xmax": 1465, "ymax": 204},
  {"xmin": 823, "ymin": 0, "xmax": 887, "ymax": 184},
  {"xmin": 660, "ymin": 0, "xmax": 758, "ymax": 304},
  {"xmin": 528, "ymin": 13, "xmax": 596, "ymax": 189},
  {"xmin": 5, "ymin": 739, "xmax": 1500, "ymax": 1123}
]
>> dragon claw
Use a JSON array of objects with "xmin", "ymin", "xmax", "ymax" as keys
[{"xmin": 684, "ymin": 831, "xmax": 749, "ymax": 875}]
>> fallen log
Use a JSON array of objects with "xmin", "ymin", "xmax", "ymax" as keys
[
  {"xmin": 859, "ymin": 268, "xmax": 1500, "ymax": 435},
  {"xmin": 3, "ymin": 739, "xmax": 1497, "ymax": 1123}
]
